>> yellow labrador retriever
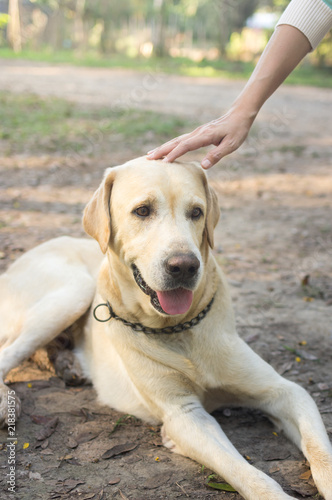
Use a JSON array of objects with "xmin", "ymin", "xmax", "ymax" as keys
[{"xmin": 0, "ymin": 157, "xmax": 331, "ymax": 500}]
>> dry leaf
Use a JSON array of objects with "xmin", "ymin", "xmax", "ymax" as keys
[
  {"xmin": 63, "ymin": 479, "xmax": 85, "ymax": 492},
  {"xmin": 299, "ymin": 470, "xmax": 312, "ymax": 481},
  {"xmin": 119, "ymin": 491, "xmax": 129, "ymax": 500},
  {"xmin": 31, "ymin": 414, "xmax": 56, "ymax": 425},
  {"xmin": 101, "ymin": 442, "xmax": 138, "ymax": 460},
  {"xmin": 290, "ymin": 483, "xmax": 317, "ymax": 497},
  {"xmin": 143, "ymin": 472, "xmax": 172, "ymax": 490},
  {"xmin": 108, "ymin": 477, "xmax": 121, "ymax": 485},
  {"xmin": 76, "ymin": 431, "xmax": 100, "ymax": 444},
  {"xmin": 35, "ymin": 417, "xmax": 59, "ymax": 441},
  {"xmin": 263, "ymin": 448, "xmax": 291, "ymax": 461}
]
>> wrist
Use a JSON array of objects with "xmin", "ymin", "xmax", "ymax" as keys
[{"xmin": 227, "ymin": 99, "xmax": 259, "ymax": 125}]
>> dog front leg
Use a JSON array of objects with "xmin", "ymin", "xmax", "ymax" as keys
[
  {"xmin": 260, "ymin": 380, "xmax": 332, "ymax": 500},
  {"xmin": 162, "ymin": 403, "xmax": 295, "ymax": 500},
  {"xmin": 221, "ymin": 338, "xmax": 332, "ymax": 500}
]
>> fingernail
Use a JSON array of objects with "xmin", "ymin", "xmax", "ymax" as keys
[
  {"xmin": 201, "ymin": 159, "xmax": 211, "ymax": 169},
  {"xmin": 162, "ymin": 156, "xmax": 169, "ymax": 162}
]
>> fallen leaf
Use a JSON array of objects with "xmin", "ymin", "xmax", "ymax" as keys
[
  {"xmin": 40, "ymin": 449, "xmax": 54, "ymax": 455},
  {"xmin": 108, "ymin": 477, "xmax": 121, "ymax": 485},
  {"xmin": 290, "ymin": 483, "xmax": 317, "ymax": 497},
  {"xmin": 31, "ymin": 414, "xmax": 53, "ymax": 424},
  {"xmin": 59, "ymin": 454, "xmax": 74, "ymax": 460},
  {"xmin": 69, "ymin": 408, "xmax": 93, "ymax": 422},
  {"xmin": 143, "ymin": 472, "xmax": 172, "ymax": 489},
  {"xmin": 278, "ymin": 361, "xmax": 293, "ymax": 375},
  {"xmin": 119, "ymin": 491, "xmax": 129, "ymax": 500},
  {"xmin": 41, "ymin": 439, "xmax": 49, "ymax": 449},
  {"xmin": 81, "ymin": 493, "xmax": 98, "ymax": 500},
  {"xmin": 65, "ymin": 457, "xmax": 81, "ymax": 466},
  {"xmin": 296, "ymin": 350, "xmax": 318, "ymax": 361},
  {"xmin": 63, "ymin": 478, "xmax": 85, "ymax": 492},
  {"xmin": 207, "ymin": 481, "xmax": 237, "ymax": 492},
  {"xmin": 35, "ymin": 417, "xmax": 59, "ymax": 441},
  {"xmin": 299, "ymin": 470, "xmax": 312, "ymax": 481},
  {"xmin": 76, "ymin": 430, "xmax": 100, "ymax": 444},
  {"xmin": 101, "ymin": 442, "xmax": 138, "ymax": 460},
  {"xmin": 35, "ymin": 438, "xmax": 49, "ymax": 449}
]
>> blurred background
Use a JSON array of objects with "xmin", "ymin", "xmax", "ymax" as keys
[{"xmin": 1, "ymin": 0, "xmax": 332, "ymax": 80}]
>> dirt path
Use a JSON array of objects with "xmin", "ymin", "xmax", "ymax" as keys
[{"xmin": 0, "ymin": 60, "xmax": 331, "ymax": 500}]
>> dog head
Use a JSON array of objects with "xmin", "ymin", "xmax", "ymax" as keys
[{"xmin": 83, "ymin": 157, "xmax": 219, "ymax": 316}]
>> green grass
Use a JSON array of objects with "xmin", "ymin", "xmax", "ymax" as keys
[
  {"xmin": 0, "ymin": 91, "xmax": 192, "ymax": 155},
  {"xmin": 1, "ymin": 47, "xmax": 331, "ymax": 87}
]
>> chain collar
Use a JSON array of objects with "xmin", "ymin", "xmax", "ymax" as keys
[{"xmin": 93, "ymin": 296, "xmax": 214, "ymax": 335}]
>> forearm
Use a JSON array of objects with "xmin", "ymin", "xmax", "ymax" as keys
[{"xmin": 231, "ymin": 25, "xmax": 311, "ymax": 120}]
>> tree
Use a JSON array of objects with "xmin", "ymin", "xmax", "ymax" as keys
[{"xmin": 7, "ymin": 0, "xmax": 22, "ymax": 52}]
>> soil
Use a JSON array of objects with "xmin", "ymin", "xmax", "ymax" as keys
[{"xmin": 0, "ymin": 59, "xmax": 331, "ymax": 500}]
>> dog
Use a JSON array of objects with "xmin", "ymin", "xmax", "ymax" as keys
[{"xmin": 0, "ymin": 157, "xmax": 331, "ymax": 500}]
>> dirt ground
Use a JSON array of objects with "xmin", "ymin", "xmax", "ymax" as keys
[{"xmin": 0, "ymin": 60, "xmax": 331, "ymax": 500}]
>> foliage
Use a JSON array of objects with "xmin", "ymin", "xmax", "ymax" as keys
[
  {"xmin": 0, "ymin": 13, "xmax": 9, "ymax": 28},
  {"xmin": 2, "ymin": 0, "xmax": 332, "ymax": 67},
  {"xmin": 0, "ymin": 91, "xmax": 192, "ymax": 155}
]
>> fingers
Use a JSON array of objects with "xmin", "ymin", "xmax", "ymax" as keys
[
  {"xmin": 161, "ymin": 135, "xmax": 207, "ymax": 163},
  {"xmin": 147, "ymin": 134, "xmax": 189, "ymax": 161},
  {"xmin": 147, "ymin": 126, "xmax": 215, "ymax": 163},
  {"xmin": 146, "ymin": 116, "xmax": 249, "ymax": 168},
  {"xmin": 201, "ymin": 139, "xmax": 240, "ymax": 169}
]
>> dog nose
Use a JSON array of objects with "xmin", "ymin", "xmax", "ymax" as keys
[{"xmin": 165, "ymin": 253, "xmax": 200, "ymax": 281}]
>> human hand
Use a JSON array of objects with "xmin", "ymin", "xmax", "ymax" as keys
[{"xmin": 147, "ymin": 107, "xmax": 256, "ymax": 169}]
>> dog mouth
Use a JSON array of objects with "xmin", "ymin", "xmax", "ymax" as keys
[{"xmin": 132, "ymin": 264, "xmax": 193, "ymax": 316}]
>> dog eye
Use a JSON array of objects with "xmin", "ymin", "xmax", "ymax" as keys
[
  {"xmin": 134, "ymin": 206, "xmax": 150, "ymax": 218},
  {"xmin": 191, "ymin": 207, "xmax": 203, "ymax": 219}
]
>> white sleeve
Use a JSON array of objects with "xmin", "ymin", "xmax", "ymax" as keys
[{"xmin": 276, "ymin": 0, "xmax": 332, "ymax": 50}]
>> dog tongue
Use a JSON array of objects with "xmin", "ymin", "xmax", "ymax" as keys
[{"xmin": 156, "ymin": 288, "xmax": 193, "ymax": 315}]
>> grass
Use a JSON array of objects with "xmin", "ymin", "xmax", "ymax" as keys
[
  {"xmin": 1, "ymin": 47, "xmax": 331, "ymax": 88},
  {"xmin": 0, "ymin": 91, "xmax": 192, "ymax": 155}
]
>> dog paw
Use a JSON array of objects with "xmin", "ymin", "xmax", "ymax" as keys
[
  {"xmin": 311, "ymin": 458, "xmax": 332, "ymax": 500},
  {"xmin": 53, "ymin": 350, "xmax": 86, "ymax": 386},
  {"xmin": 161, "ymin": 425, "xmax": 180, "ymax": 453},
  {"xmin": 0, "ymin": 385, "xmax": 21, "ymax": 428}
]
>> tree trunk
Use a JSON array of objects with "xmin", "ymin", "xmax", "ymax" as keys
[
  {"xmin": 7, "ymin": 0, "xmax": 22, "ymax": 52},
  {"xmin": 153, "ymin": 0, "xmax": 168, "ymax": 57},
  {"xmin": 74, "ymin": 0, "xmax": 86, "ymax": 50}
]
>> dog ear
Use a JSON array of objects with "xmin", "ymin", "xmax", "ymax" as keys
[
  {"xmin": 83, "ymin": 168, "xmax": 116, "ymax": 253},
  {"xmin": 204, "ymin": 183, "xmax": 220, "ymax": 249}
]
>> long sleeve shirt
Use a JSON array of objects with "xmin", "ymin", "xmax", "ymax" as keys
[{"xmin": 276, "ymin": 0, "xmax": 332, "ymax": 49}]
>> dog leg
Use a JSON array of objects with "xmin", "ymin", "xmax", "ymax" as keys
[
  {"xmin": 221, "ymin": 338, "xmax": 332, "ymax": 500},
  {"xmin": 259, "ymin": 381, "xmax": 332, "ymax": 500},
  {"xmin": 162, "ymin": 402, "xmax": 295, "ymax": 500},
  {"xmin": 0, "ymin": 281, "xmax": 94, "ymax": 427}
]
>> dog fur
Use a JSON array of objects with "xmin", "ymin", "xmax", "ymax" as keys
[{"xmin": 0, "ymin": 157, "xmax": 331, "ymax": 500}]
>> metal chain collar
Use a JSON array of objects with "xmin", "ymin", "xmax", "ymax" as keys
[{"xmin": 93, "ymin": 296, "xmax": 215, "ymax": 335}]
